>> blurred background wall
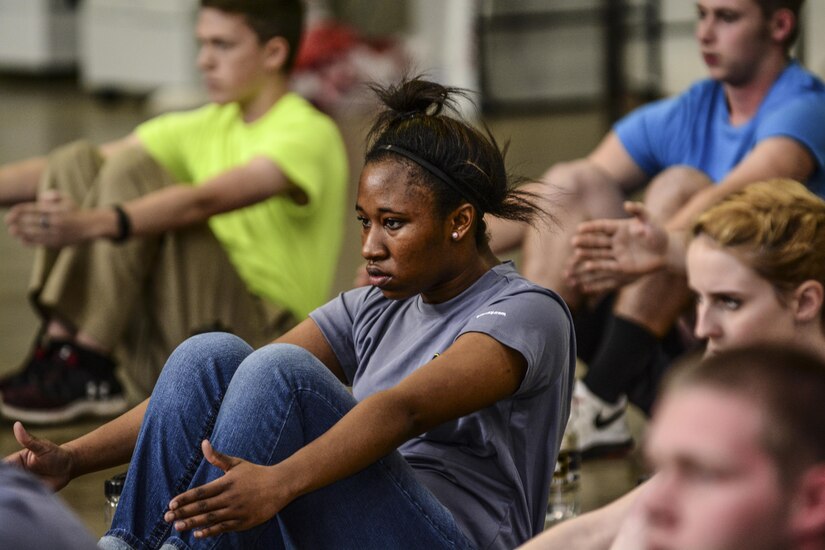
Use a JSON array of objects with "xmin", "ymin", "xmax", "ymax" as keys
[{"xmin": 1, "ymin": 1, "xmax": 823, "ymax": 110}]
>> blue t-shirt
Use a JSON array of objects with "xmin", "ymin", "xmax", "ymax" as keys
[
  {"xmin": 310, "ymin": 262, "xmax": 576, "ymax": 549},
  {"xmin": 615, "ymin": 61, "xmax": 825, "ymax": 197}
]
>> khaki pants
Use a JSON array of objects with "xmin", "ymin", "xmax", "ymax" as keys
[{"xmin": 29, "ymin": 141, "xmax": 296, "ymax": 395}]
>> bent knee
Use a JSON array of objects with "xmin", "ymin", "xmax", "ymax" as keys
[
  {"xmin": 97, "ymin": 146, "xmax": 172, "ymax": 201},
  {"xmin": 544, "ymin": 160, "xmax": 616, "ymax": 204},
  {"xmin": 48, "ymin": 140, "xmax": 100, "ymax": 166},
  {"xmin": 162, "ymin": 332, "xmax": 253, "ymax": 383},
  {"xmin": 237, "ymin": 343, "xmax": 333, "ymax": 388},
  {"xmin": 644, "ymin": 166, "xmax": 711, "ymax": 217}
]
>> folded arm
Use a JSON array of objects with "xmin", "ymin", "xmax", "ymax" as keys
[
  {"xmin": 666, "ymin": 136, "xmax": 815, "ymax": 230},
  {"xmin": 4, "ymin": 134, "xmax": 301, "ymax": 247},
  {"xmin": 568, "ymin": 136, "xmax": 817, "ymax": 292}
]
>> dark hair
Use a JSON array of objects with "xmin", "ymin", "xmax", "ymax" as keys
[
  {"xmin": 200, "ymin": 0, "xmax": 304, "ymax": 71},
  {"xmin": 364, "ymin": 77, "xmax": 552, "ymax": 247},
  {"xmin": 664, "ymin": 345, "xmax": 825, "ymax": 482},
  {"xmin": 754, "ymin": 0, "xmax": 804, "ymax": 49}
]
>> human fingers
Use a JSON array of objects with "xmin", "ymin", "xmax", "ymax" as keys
[
  {"xmin": 4, "ymin": 203, "xmax": 34, "ymax": 230},
  {"xmin": 167, "ymin": 477, "xmax": 226, "ymax": 518},
  {"xmin": 571, "ymin": 232, "xmax": 615, "ymax": 251},
  {"xmin": 166, "ymin": 472, "xmax": 252, "ymax": 537},
  {"xmin": 565, "ymin": 250, "xmax": 616, "ymax": 285},
  {"xmin": 201, "ymin": 440, "xmax": 241, "ymax": 473},
  {"xmin": 573, "ymin": 258, "xmax": 620, "ymax": 282},
  {"xmin": 579, "ymin": 273, "xmax": 622, "ymax": 295},
  {"xmin": 4, "ymin": 204, "xmax": 21, "ymax": 227},
  {"xmin": 4, "ymin": 205, "xmax": 50, "ymax": 241},
  {"xmin": 572, "ymin": 246, "xmax": 617, "ymax": 262},
  {"xmin": 566, "ymin": 260, "xmax": 619, "ymax": 292},
  {"xmin": 38, "ymin": 189, "xmax": 63, "ymax": 204},
  {"xmin": 3, "ymin": 449, "xmax": 25, "ymax": 466},
  {"xmin": 623, "ymin": 201, "xmax": 648, "ymax": 221},
  {"xmin": 13, "ymin": 421, "xmax": 54, "ymax": 456},
  {"xmin": 171, "ymin": 504, "xmax": 243, "ymax": 539},
  {"xmin": 575, "ymin": 218, "xmax": 619, "ymax": 237},
  {"xmin": 41, "ymin": 194, "xmax": 78, "ymax": 216},
  {"xmin": 167, "ymin": 491, "xmax": 231, "ymax": 532},
  {"xmin": 167, "ymin": 442, "xmax": 241, "ymax": 515}
]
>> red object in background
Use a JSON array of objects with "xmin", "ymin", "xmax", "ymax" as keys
[
  {"xmin": 295, "ymin": 23, "xmax": 361, "ymax": 70},
  {"xmin": 291, "ymin": 20, "xmax": 407, "ymax": 113}
]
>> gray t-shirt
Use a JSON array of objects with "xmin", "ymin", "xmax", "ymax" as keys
[
  {"xmin": 310, "ymin": 262, "xmax": 576, "ymax": 549},
  {"xmin": 0, "ymin": 462, "xmax": 98, "ymax": 550}
]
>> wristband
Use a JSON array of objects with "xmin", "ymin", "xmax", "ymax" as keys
[{"xmin": 111, "ymin": 204, "xmax": 132, "ymax": 243}]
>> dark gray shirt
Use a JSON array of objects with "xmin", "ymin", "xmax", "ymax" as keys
[{"xmin": 311, "ymin": 262, "xmax": 576, "ymax": 549}]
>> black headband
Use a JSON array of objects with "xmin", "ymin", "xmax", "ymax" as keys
[{"xmin": 378, "ymin": 144, "xmax": 484, "ymax": 215}]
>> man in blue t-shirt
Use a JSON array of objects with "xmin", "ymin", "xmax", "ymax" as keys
[{"xmin": 490, "ymin": 0, "xmax": 825, "ymax": 456}]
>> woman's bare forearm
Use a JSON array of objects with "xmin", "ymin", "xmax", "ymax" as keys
[{"xmin": 63, "ymin": 399, "xmax": 148, "ymax": 479}]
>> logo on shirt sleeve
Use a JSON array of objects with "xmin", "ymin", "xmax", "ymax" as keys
[{"xmin": 475, "ymin": 310, "xmax": 506, "ymax": 319}]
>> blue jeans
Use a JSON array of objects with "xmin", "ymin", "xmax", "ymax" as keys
[{"xmin": 99, "ymin": 333, "xmax": 474, "ymax": 550}]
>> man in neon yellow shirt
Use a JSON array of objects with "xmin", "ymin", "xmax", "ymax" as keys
[{"xmin": 0, "ymin": 0, "xmax": 348, "ymax": 425}]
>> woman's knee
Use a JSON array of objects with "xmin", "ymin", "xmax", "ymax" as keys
[
  {"xmin": 240, "ymin": 343, "xmax": 325, "ymax": 377},
  {"xmin": 158, "ymin": 332, "xmax": 253, "ymax": 389},
  {"xmin": 233, "ymin": 343, "xmax": 337, "ymax": 393}
]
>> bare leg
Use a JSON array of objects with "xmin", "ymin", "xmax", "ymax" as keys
[
  {"xmin": 613, "ymin": 166, "xmax": 712, "ymax": 335},
  {"xmin": 489, "ymin": 160, "xmax": 628, "ymax": 308},
  {"xmin": 574, "ymin": 167, "xmax": 712, "ymax": 454}
]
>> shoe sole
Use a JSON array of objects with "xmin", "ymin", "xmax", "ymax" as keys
[
  {"xmin": 0, "ymin": 397, "xmax": 129, "ymax": 425},
  {"xmin": 581, "ymin": 440, "xmax": 634, "ymax": 461}
]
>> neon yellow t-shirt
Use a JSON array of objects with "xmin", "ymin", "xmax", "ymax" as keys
[{"xmin": 136, "ymin": 93, "xmax": 348, "ymax": 318}]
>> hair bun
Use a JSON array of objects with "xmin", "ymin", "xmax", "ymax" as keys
[
  {"xmin": 372, "ymin": 77, "xmax": 456, "ymax": 120},
  {"xmin": 425, "ymin": 102, "xmax": 440, "ymax": 116}
]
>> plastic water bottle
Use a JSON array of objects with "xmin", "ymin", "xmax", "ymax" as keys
[
  {"xmin": 545, "ymin": 429, "xmax": 581, "ymax": 528},
  {"xmin": 104, "ymin": 472, "xmax": 127, "ymax": 526}
]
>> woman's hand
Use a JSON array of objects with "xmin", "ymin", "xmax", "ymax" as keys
[
  {"xmin": 565, "ymin": 201, "xmax": 669, "ymax": 294},
  {"xmin": 4, "ymin": 421, "xmax": 74, "ymax": 491},
  {"xmin": 164, "ymin": 440, "xmax": 289, "ymax": 539},
  {"xmin": 5, "ymin": 189, "xmax": 95, "ymax": 247}
]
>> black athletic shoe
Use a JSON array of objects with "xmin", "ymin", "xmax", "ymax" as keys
[
  {"xmin": 0, "ymin": 342, "xmax": 128, "ymax": 425},
  {"xmin": 0, "ymin": 341, "xmax": 58, "ymax": 394}
]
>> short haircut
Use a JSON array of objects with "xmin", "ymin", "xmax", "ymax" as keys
[
  {"xmin": 200, "ymin": 0, "xmax": 305, "ymax": 71},
  {"xmin": 664, "ymin": 345, "xmax": 825, "ymax": 482},
  {"xmin": 753, "ymin": 0, "xmax": 804, "ymax": 49}
]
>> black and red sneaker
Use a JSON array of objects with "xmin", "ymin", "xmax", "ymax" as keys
[
  {"xmin": 0, "ymin": 342, "xmax": 128, "ymax": 425},
  {"xmin": 0, "ymin": 341, "xmax": 59, "ymax": 394}
]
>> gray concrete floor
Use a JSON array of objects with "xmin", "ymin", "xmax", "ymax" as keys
[{"xmin": 0, "ymin": 74, "xmax": 645, "ymax": 539}]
